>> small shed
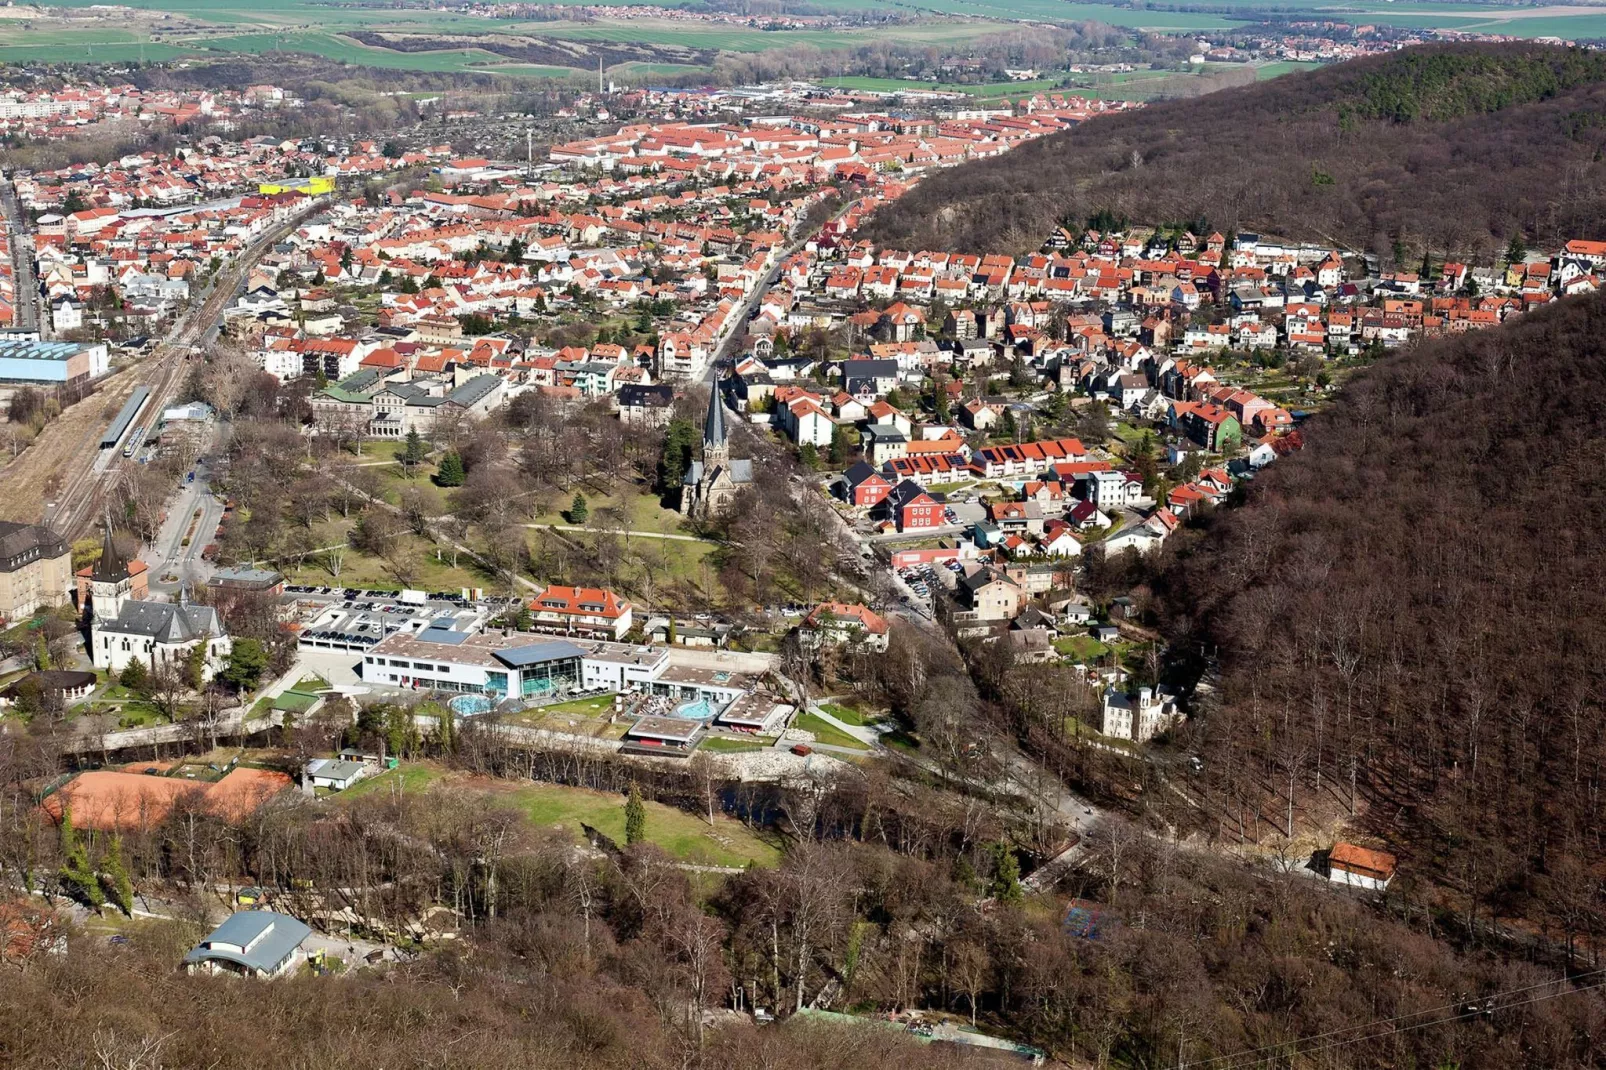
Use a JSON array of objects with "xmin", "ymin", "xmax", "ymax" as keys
[
  {"xmin": 304, "ymin": 758, "xmax": 367, "ymax": 791},
  {"xmin": 1326, "ymin": 841, "xmax": 1397, "ymax": 891}
]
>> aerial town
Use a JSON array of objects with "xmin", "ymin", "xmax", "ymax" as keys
[{"xmin": 1, "ymin": 34, "xmax": 1605, "ymax": 1069}]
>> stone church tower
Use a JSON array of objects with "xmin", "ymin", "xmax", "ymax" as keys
[{"xmin": 679, "ymin": 380, "xmax": 752, "ymax": 519}]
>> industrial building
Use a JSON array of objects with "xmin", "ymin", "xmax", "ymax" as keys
[{"xmin": 0, "ymin": 339, "xmax": 109, "ymax": 386}]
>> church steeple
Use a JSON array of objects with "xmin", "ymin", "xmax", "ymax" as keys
[
  {"xmin": 92, "ymin": 514, "xmax": 128, "ymax": 583},
  {"xmin": 702, "ymin": 379, "xmax": 729, "ymax": 471},
  {"xmin": 89, "ymin": 515, "xmax": 134, "ymax": 625}
]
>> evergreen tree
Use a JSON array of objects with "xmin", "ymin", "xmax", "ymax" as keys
[
  {"xmin": 828, "ymin": 424, "xmax": 852, "ymax": 467},
  {"xmin": 436, "ymin": 451, "xmax": 466, "ymax": 487},
  {"xmin": 57, "ymin": 807, "xmax": 103, "ymax": 909},
  {"xmin": 568, "ymin": 493, "xmax": 589, "ymax": 524},
  {"xmin": 1505, "ymin": 234, "xmax": 1527, "ymax": 264},
  {"xmin": 988, "ymin": 841, "xmax": 1023, "ymax": 905},
  {"xmin": 402, "ymin": 430, "xmax": 427, "ymax": 476},
  {"xmin": 658, "ymin": 418, "xmax": 697, "ymax": 494},
  {"xmin": 33, "ymin": 632, "xmax": 49, "ymax": 671},
  {"xmin": 100, "ymin": 834, "xmax": 133, "ymax": 916},
  {"xmin": 437, "ymin": 705, "xmax": 455, "ymax": 752},
  {"xmin": 624, "ymin": 784, "xmax": 647, "ymax": 846},
  {"xmin": 221, "ymin": 638, "xmax": 268, "ymax": 693},
  {"xmin": 183, "ymin": 642, "xmax": 207, "ymax": 691},
  {"xmin": 798, "ymin": 441, "xmax": 821, "ymax": 470}
]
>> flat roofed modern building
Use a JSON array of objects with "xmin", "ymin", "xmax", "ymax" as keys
[
  {"xmin": 0, "ymin": 339, "xmax": 109, "ymax": 386},
  {"xmin": 360, "ymin": 624, "xmax": 753, "ymax": 711},
  {"xmin": 183, "ymin": 911, "xmax": 311, "ymax": 979}
]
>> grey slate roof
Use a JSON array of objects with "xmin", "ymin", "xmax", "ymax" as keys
[
  {"xmin": 684, "ymin": 459, "xmax": 753, "ymax": 487},
  {"xmin": 183, "ymin": 911, "xmax": 310, "ymax": 975},
  {"xmin": 306, "ymin": 758, "xmax": 366, "ymax": 783},
  {"xmin": 619, "ymin": 384, "xmax": 674, "ymax": 409},
  {"xmin": 0, "ymin": 521, "xmax": 67, "ymax": 573},
  {"xmin": 447, "ymin": 373, "xmax": 502, "ymax": 408},
  {"xmin": 102, "ymin": 600, "xmax": 222, "ymax": 643},
  {"xmin": 702, "ymin": 378, "xmax": 727, "ymax": 448}
]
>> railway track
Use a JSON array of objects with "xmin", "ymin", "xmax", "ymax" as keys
[{"xmin": 45, "ymin": 202, "xmax": 327, "ymax": 540}]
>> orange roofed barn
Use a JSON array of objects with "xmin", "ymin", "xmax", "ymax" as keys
[
  {"xmin": 43, "ymin": 767, "xmax": 292, "ymax": 833},
  {"xmin": 1326, "ymin": 841, "xmax": 1398, "ymax": 892}
]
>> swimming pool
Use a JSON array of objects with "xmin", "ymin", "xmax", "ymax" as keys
[
  {"xmin": 673, "ymin": 697, "xmax": 714, "ymax": 720},
  {"xmin": 449, "ymin": 694, "xmax": 491, "ymax": 716}
]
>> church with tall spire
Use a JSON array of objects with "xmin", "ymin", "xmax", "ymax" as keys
[
  {"xmin": 679, "ymin": 379, "xmax": 752, "ymax": 519},
  {"xmin": 76, "ymin": 516, "xmax": 147, "ymax": 623}
]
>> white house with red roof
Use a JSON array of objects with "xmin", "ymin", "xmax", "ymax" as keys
[
  {"xmin": 802, "ymin": 601, "xmax": 890, "ymax": 652},
  {"xmin": 528, "ymin": 585, "xmax": 633, "ymax": 640}
]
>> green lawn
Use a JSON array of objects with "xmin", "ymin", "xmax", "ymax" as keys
[
  {"xmin": 1053, "ymin": 635, "xmax": 1110, "ymax": 662},
  {"xmin": 699, "ymin": 735, "xmax": 773, "ymax": 753},
  {"xmin": 794, "ymin": 712, "xmax": 869, "ymax": 751},
  {"xmin": 525, "ymin": 523, "xmax": 722, "ymax": 609},
  {"xmin": 817, "ymin": 701, "xmax": 883, "ymax": 728},
  {"xmin": 284, "ymin": 530, "xmax": 491, "ymax": 594},
  {"xmin": 341, "ymin": 763, "xmax": 443, "ymax": 798},
  {"xmin": 339, "ymin": 763, "xmax": 779, "ymax": 867},
  {"xmin": 516, "ymin": 782, "xmax": 779, "ymax": 868},
  {"xmin": 527, "ymin": 485, "xmax": 693, "ymax": 537},
  {"xmin": 541, "ymin": 694, "xmax": 617, "ymax": 717}
]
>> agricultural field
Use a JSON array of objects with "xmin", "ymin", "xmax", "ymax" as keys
[{"xmin": 6, "ymin": 0, "xmax": 1603, "ymax": 82}]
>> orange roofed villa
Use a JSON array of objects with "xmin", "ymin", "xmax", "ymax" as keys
[{"xmin": 528, "ymin": 584, "xmax": 633, "ymax": 641}]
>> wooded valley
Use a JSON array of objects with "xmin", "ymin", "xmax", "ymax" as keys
[{"xmin": 863, "ymin": 44, "xmax": 1606, "ymax": 263}]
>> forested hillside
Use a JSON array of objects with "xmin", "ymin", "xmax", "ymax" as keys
[
  {"xmin": 1161, "ymin": 291, "xmax": 1606, "ymax": 946},
  {"xmin": 863, "ymin": 44, "xmax": 1606, "ymax": 262}
]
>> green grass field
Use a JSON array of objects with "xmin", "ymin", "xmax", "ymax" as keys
[
  {"xmin": 794, "ymin": 711, "xmax": 869, "ymax": 750},
  {"xmin": 816, "ymin": 701, "xmax": 883, "ymax": 728},
  {"xmin": 1053, "ymin": 635, "xmax": 1110, "ymax": 663},
  {"xmin": 698, "ymin": 735, "xmax": 773, "ymax": 753},
  {"xmin": 344, "ymin": 764, "xmax": 778, "ymax": 867},
  {"xmin": 15, "ymin": 0, "xmax": 1606, "ymax": 84}
]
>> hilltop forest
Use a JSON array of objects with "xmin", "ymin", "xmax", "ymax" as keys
[
  {"xmin": 863, "ymin": 43, "xmax": 1606, "ymax": 263},
  {"xmin": 1158, "ymin": 290, "xmax": 1606, "ymax": 954}
]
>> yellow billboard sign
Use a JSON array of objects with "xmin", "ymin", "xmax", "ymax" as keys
[{"xmin": 257, "ymin": 176, "xmax": 335, "ymax": 196}]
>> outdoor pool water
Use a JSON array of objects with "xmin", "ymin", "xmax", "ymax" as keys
[
  {"xmin": 449, "ymin": 694, "xmax": 491, "ymax": 716},
  {"xmin": 673, "ymin": 697, "xmax": 714, "ymax": 720}
]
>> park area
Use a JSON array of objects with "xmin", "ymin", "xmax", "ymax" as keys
[{"xmin": 342, "ymin": 762, "xmax": 781, "ymax": 869}]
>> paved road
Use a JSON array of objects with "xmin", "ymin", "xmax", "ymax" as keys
[
  {"xmin": 0, "ymin": 174, "xmax": 41, "ymax": 334},
  {"xmin": 143, "ymin": 453, "xmax": 223, "ymax": 596}
]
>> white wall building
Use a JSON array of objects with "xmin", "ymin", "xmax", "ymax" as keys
[{"xmin": 1100, "ymin": 685, "xmax": 1181, "ymax": 743}]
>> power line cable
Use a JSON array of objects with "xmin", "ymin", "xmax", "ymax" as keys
[
  {"xmin": 1211, "ymin": 978, "xmax": 1606, "ymax": 1070},
  {"xmin": 1176, "ymin": 967, "xmax": 1606, "ymax": 1070}
]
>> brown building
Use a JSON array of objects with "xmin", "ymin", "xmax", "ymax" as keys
[{"xmin": 0, "ymin": 521, "xmax": 72, "ymax": 623}]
